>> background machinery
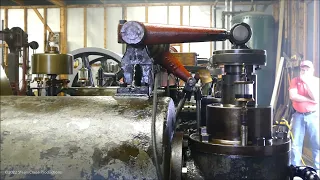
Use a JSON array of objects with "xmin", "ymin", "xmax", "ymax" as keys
[{"xmin": 0, "ymin": 20, "xmax": 319, "ymax": 180}]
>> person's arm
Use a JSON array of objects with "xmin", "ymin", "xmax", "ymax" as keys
[
  {"xmin": 289, "ymin": 88, "xmax": 316, "ymax": 103},
  {"xmin": 304, "ymin": 77, "xmax": 319, "ymax": 102},
  {"xmin": 289, "ymin": 78, "xmax": 316, "ymax": 103}
]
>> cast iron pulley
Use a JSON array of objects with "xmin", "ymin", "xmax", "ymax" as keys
[
  {"xmin": 170, "ymin": 131, "xmax": 185, "ymax": 180},
  {"xmin": 67, "ymin": 47, "xmax": 123, "ymax": 87}
]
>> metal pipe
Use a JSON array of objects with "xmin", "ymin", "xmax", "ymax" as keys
[
  {"xmin": 118, "ymin": 21, "xmax": 229, "ymax": 45},
  {"xmin": 196, "ymin": 89, "xmax": 201, "ymax": 134},
  {"xmin": 176, "ymin": 93, "xmax": 187, "ymax": 119}
]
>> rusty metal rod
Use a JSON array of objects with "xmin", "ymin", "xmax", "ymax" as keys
[{"xmin": 118, "ymin": 21, "xmax": 229, "ymax": 45}]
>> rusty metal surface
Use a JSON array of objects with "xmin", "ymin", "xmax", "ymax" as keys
[
  {"xmin": 0, "ymin": 96, "xmax": 176, "ymax": 180},
  {"xmin": 157, "ymin": 52, "xmax": 192, "ymax": 82},
  {"xmin": 170, "ymin": 53, "xmax": 197, "ymax": 66},
  {"xmin": 118, "ymin": 21, "xmax": 228, "ymax": 45},
  {"xmin": 0, "ymin": 66, "xmax": 13, "ymax": 96}
]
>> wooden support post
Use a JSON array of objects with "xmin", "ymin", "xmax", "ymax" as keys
[
  {"xmin": 84, "ymin": 7, "xmax": 87, "ymax": 48},
  {"xmin": 24, "ymin": 8, "xmax": 27, "ymax": 33},
  {"xmin": 180, "ymin": 5, "xmax": 183, "ymax": 52},
  {"xmin": 60, "ymin": 7, "xmax": 67, "ymax": 53},
  {"xmin": 104, "ymin": 7, "xmax": 107, "ymax": 49},
  {"xmin": 33, "ymin": 8, "xmax": 54, "ymax": 34},
  {"xmin": 44, "ymin": 8, "xmax": 47, "ymax": 52},
  {"xmin": 60, "ymin": 7, "xmax": 67, "ymax": 80},
  {"xmin": 290, "ymin": 1, "xmax": 297, "ymax": 55},
  {"xmin": 167, "ymin": 4, "xmax": 169, "ymax": 24},
  {"xmin": 273, "ymin": 2, "xmax": 279, "ymax": 24},
  {"xmin": 145, "ymin": 5, "xmax": 148, "ymax": 22},
  {"xmin": 313, "ymin": 0, "xmax": 319, "ymax": 75},
  {"xmin": 275, "ymin": 0, "xmax": 285, "ymax": 73},
  {"xmin": 303, "ymin": 2, "xmax": 308, "ymax": 59}
]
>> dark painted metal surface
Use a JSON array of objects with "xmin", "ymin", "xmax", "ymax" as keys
[
  {"xmin": 118, "ymin": 21, "xmax": 228, "ymax": 45},
  {"xmin": 200, "ymin": 97, "xmax": 221, "ymax": 126},
  {"xmin": 0, "ymin": 96, "xmax": 176, "ymax": 180},
  {"xmin": 191, "ymin": 150, "xmax": 290, "ymax": 180},
  {"xmin": 189, "ymin": 134, "xmax": 291, "ymax": 180},
  {"xmin": 211, "ymin": 49, "xmax": 266, "ymax": 66},
  {"xmin": 206, "ymin": 105, "xmax": 273, "ymax": 145}
]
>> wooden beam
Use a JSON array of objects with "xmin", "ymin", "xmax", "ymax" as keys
[
  {"xmin": 313, "ymin": 0, "xmax": 319, "ymax": 75},
  {"xmin": 11, "ymin": 0, "xmax": 23, "ymax": 5},
  {"xmin": 104, "ymin": 7, "xmax": 107, "ymax": 49},
  {"xmin": 60, "ymin": 7, "xmax": 67, "ymax": 53},
  {"xmin": 4, "ymin": 9, "xmax": 8, "ymax": 29},
  {"xmin": 0, "ymin": 1, "xmax": 275, "ymax": 9},
  {"xmin": 303, "ymin": 2, "xmax": 307, "ymax": 59},
  {"xmin": 47, "ymin": 0, "xmax": 65, "ymax": 7},
  {"xmin": 24, "ymin": 8, "xmax": 27, "ymax": 33},
  {"xmin": 167, "ymin": 4, "xmax": 169, "ymax": 24},
  {"xmin": 273, "ymin": 1, "xmax": 279, "ymax": 24},
  {"xmin": 44, "ymin": 8, "xmax": 47, "ymax": 51},
  {"xmin": 59, "ymin": 6, "xmax": 67, "ymax": 80},
  {"xmin": 297, "ymin": 1, "xmax": 304, "ymax": 57},
  {"xmin": 32, "ymin": 8, "xmax": 53, "ymax": 34},
  {"xmin": 275, "ymin": 0, "xmax": 285, "ymax": 73},
  {"xmin": 84, "ymin": 7, "xmax": 87, "ymax": 48},
  {"xmin": 145, "ymin": 5, "xmax": 148, "ymax": 22},
  {"xmin": 290, "ymin": 1, "xmax": 297, "ymax": 55}
]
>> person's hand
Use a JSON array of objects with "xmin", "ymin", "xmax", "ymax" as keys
[{"xmin": 300, "ymin": 75, "xmax": 314, "ymax": 85}]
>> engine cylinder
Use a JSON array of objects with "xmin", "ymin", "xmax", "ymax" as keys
[{"xmin": 0, "ymin": 96, "xmax": 176, "ymax": 180}]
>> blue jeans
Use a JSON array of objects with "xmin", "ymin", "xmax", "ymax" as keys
[{"xmin": 290, "ymin": 111, "xmax": 319, "ymax": 169}]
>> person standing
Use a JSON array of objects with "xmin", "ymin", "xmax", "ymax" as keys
[{"xmin": 289, "ymin": 60, "xmax": 319, "ymax": 170}]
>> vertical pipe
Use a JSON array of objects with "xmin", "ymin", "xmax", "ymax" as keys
[
  {"xmin": 44, "ymin": 8, "xmax": 47, "ymax": 51},
  {"xmin": 104, "ymin": 7, "xmax": 107, "ymax": 49},
  {"xmin": 84, "ymin": 8, "xmax": 87, "ymax": 48},
  {"xmin": 24, "ymin": 8, "xmax": 27, "ymax": 33},
  {"xmin": 213, "ymin": 5, "xmax": 217, "ymax": 51},
  {"xmin": 229, "ymin": 0, "xmax": 233, "ymax": 50}
]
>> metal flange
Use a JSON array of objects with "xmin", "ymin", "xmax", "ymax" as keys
[{"xmin": 210, "ymin": 49, "xmax": 267, "ymax": 66}]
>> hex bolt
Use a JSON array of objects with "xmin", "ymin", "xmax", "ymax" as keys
[
  {"xmin": 200, "ymin": 126, "xmax": 207, "ymax": 134},
  {"xmin": 182, "ymin": 167, "xmax": 188, "ymax": 174},
  {"xmin": 201, "ymin": 133, "xmax": 209, "ymax": 143}
]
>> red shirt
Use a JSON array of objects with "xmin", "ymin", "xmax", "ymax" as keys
[{"xmin": 289, "ymin": 77, "xmax": 317, "ymax": 113}]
